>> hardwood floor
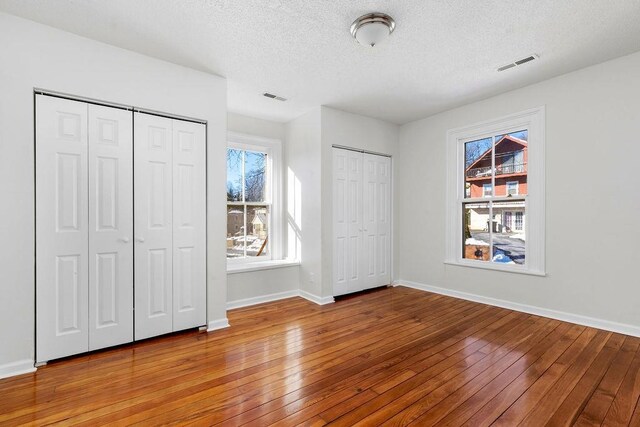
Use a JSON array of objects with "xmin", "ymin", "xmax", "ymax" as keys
[{"xmin": 2, "ymin": 286, "xmax": 640, "ymax": 426}]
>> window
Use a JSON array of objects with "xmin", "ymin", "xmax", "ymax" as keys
[
  {"xmin": 503, "ymin": 211, "xmax": 513, "ymax": 230},
  {"xmin": 447, "ymin": 107, "xmax": 545, "ymax": 275},
  {"xmin": 483, "ymin": 183, "xmax": 493, "ymax": 197},
  {"xmin": 227, "ymin": 132, "xmax": 282, "ymax": 264},
  {"xmin": 515, "ymin": 211, "xmax": 524, "ymax": 231}
]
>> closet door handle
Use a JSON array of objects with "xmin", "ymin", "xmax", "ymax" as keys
[
  {"xmin": 136, "ymin": 237, "xmax": 145, "ymax": 243},
  {"xmin": 120, "ymin": 237, "xmax": 130, "ymax": 243}
]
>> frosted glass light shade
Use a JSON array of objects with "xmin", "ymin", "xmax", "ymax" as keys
[{"xmin": 355, "ymin": 22, "xmax": 391, "ymax": 47}]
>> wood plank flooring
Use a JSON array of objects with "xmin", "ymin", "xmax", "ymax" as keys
[{"xmin": 2, "ymin": 286, "xmax": 640, "ymax": 426}]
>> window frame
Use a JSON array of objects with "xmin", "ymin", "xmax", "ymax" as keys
[
  {"xmin": 483, "ymin": 183, "xmax": 493, "ymax": 197},
  {"xmin": 506, "ymin": 180, "xmax": 519, "ymax": 196},
  {"xmin": 227, "ymin": 132, "xmax": 283, "ymax": 267},
  {"xmin": 446, "ymin": 107, "xmax": 545, "ymax": 276}
]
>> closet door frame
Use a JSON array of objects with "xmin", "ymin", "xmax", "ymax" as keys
[
  {"xmin": 332, "ymin": 146, "xmax": 393, "ymax": 297},
  {"xmin": 35, "ymin": 90, "xmax": 208, "ymax": 361}
]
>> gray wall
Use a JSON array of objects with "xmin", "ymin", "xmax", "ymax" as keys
[{"xmin": 397, "ymin": 50, "xmax": 640, "ymax": 331}]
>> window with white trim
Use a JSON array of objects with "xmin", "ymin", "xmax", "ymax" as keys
[
  {"xmin": 483, "ymin": 183, "xmax": 493, "ymax": 197},
  {"xmin": 227, "ymin": 132, "xmax": 283, "ymax": 264},
  {"xmin": 446, "ymin": 107, "xmax": 545, "ymax": 275}
]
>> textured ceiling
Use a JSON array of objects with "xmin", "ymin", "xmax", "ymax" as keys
[{"xmin": 1, "ymin": 0, "xmax": 640, "ymax": 124}]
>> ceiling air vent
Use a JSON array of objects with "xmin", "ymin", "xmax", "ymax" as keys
[
  {"xmin": 263, "ymin": 92, "xmax": 287, "ymax": 101},
  {"xmin": 497, "ymin": 54, "xmax": 538, "ymax": 72}
]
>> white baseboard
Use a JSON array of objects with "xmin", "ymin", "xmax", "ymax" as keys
[
  {"xmin": 206, "ymin": 318, "xmax": 230, "ymax": 332},
  {"xmin": 397, "ymin": 279, "xmax": 640, "ymax": 338},
  {"xmin": 299, "ymin": 290, "xmax": 335, "ymax": 305},
  {"xmin": 227, "ymin": 290, "xmax": 300, "ymax": 310},
  {"xmin": 0, "ymin": 359, "xmax": 36, "ymax": 380}
]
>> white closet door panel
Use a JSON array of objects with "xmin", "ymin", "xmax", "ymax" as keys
[
  {"xmin": 362, "ymin": 153, "xmax": 391, "ymax": 289},
  {"xmin": 134, "ymin": 113, "xmax": 173, "ymax": 340},
  {"xmin": 172, "ymin": 120, "xmax": 206, "ymax": 331},
  {"xmin": 36, "ymin": 95, "xmax": 89, "ymax": 362},
  {"xmin": 363, "ymin": 156, "xmax": 377, "ymax": 287},
  {"xmin": 88, "ymin": 104, "xmax": 133, "ymax": 350},
  {"xmin": 333, "ymin": 148, "xmax": 363, "ymax": 296}
]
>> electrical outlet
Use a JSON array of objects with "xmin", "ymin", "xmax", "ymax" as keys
[{"xmin": 309, "ymin": 272, "xmax": 315, "ymax": 283}]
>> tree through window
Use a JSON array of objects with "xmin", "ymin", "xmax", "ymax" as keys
[{"xmin": 226, "ymin": 147, "xmax": 270, "ymax": 259}]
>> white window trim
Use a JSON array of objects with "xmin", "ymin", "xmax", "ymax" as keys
[
  {"xmin": 506, "ymin": 180, "xmax": 519, "ymax": 196},
  {"xmin": 227, "ymin": 131, "xmax": 284, "ymax": 270},
  {"xmin": 446, "ymin": 107, "xmax": 545, "ymax": 276}
]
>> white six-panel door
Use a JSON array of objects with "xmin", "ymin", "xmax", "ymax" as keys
[
  {"xmin": 362, "ymin": 153, "xmax": 391, "ymax": 289},
  {"xmin": 172, "ymin": 120, "xmax": 206, "ymax": 331},
  {"xmin": 36, "ymin": 96, "xmax": 90, "ymax": 362},
  {"xmin": 333, "ymin": 148, "xmax": 391, "ymax": 297},
  {"xmin": 88, "ymin": 104, "xmax": 134, "ymax": 351},
  {"xmin": 333, "ymin": 148, "xmax": 363, "ymax": 296},
  {"xmin": 37, "ymin": 96, "xmax": 206, "ymax": 360},
  {"xmin": 134, "ymin": 113, "xmax": 174, "ymax": 340},
  {"xmin": 134, "ymin": 113, "xmax": 206, "ymax": 340}
]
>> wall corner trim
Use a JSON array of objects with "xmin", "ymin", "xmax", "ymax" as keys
[
  {"xmin": 397, "ymin": 279, "xmax": 640, "ymax": 338},
  {"xmin": 299, "ymin": 291, "xmax": 335, "ymax": 305},
  {"xmin": 206, "ymin": 318, "xmax": 230, "ymax": 332},
  {"xmin": 0, "ymin": 359, "xmax": 36, "ymax": 380}
]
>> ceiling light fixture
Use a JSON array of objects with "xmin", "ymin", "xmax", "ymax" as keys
[{"xmin": 350, "ymin": 13, "xmax": 395, "ymax": 47}]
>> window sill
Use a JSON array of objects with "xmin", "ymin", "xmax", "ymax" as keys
[
  {"xmin": 227, "ymin": 259, "xmax": 300, "ymax": 274},
  {"xmin": 444, "ymin": 260, "xmax": 546, "ymax": 277}
]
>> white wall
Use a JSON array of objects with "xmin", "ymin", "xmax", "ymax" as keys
[
  {"xmin": 226, "ymin": 112, "xmax": 300, "ymax": 304},
  {"xmin": 398, "ymin": 51, "xmax": 640, "ymax": 332},
  {"xmin": 243, "ymin": 107, "xmax": 399, "ymax": 304},
  {"xmin": 227, "ymin": 267, "xmax": 299, "ymax": 307},
  {"xmin": 228, "ymin": 112, "xmax": 286, "ymax": 141},
  {"xmin": 320, "ymin": 107, "xmax": 400, "ymax": 298},
  {"xmin": 285, "ymin": 108, "xmax": 323, "ymax": 297},
  {"xmin": 0, "ymin": 12, "xmax": 227, "ymax": 375}
]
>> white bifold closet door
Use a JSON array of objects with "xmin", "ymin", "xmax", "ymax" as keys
[
  {"xmin": 134, "ymin": 113, "xmax": 206, "ymax": 340},
  {"xmin": 333, "ymin": 148, "xmax": 391, "ymax": 296},
  {"xmin": 36, "ymin": 96, "xmax": 133, "ymax": 362}
]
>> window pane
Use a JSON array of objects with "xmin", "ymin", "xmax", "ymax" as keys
[
  {"xmin": 493, "ymin": 130, "xmax": 528, "ymax": 197},
  {"xmin": 464, "ymin": 137, "xmax": 493, "ymax": 198},
  {"xmin": 463, "ymin": 201, "xmax": 490, "ymax": 262},
  {"xmin": 244, "ymin": 151, "xmax": 266, "ymax": 202},
  {"xmin": 491, "ymin": 200, "xmax": 526, "ymax": 265},
  {"xmin": 246, "ymin": 206, "xmax": 269, "ymax": 257},
  {"xmin": 226, "ymin": 206, "xmax": 245, "ymax": 258},
  {"xmin": 227, "ymin": 148, "xmax": 243, "ymax": 202}
]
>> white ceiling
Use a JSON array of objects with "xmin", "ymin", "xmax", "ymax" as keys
[{"xmin": 1, "ymin": 0, "xmax": 640, "ymax": 124}]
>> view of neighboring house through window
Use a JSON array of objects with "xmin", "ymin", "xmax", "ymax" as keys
[
  {"xmin": 463, "ymin": 130, "xmax": 528, "ymax": 265},
  {"xmin": 447, "ymin": 107, "xmax": 544, "ymax": 275},
  {"xmin": 227, "ymin": 147, "xmax": 271, "ymax": 259}
]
